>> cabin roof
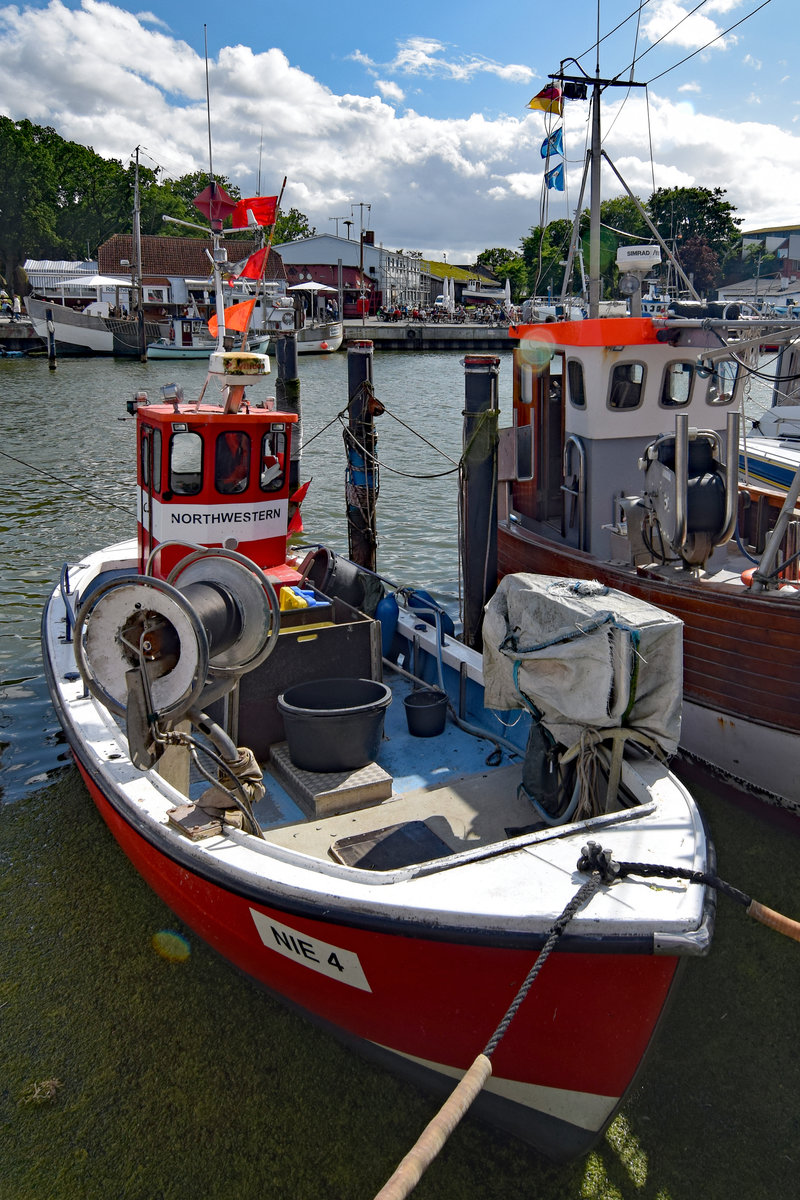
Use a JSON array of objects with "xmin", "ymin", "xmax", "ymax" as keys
[{"xmin": 509, "ymin": 317, "xmax": 662, "ymax": 347}]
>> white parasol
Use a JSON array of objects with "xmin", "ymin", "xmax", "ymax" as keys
[
  {"xmin": 52, "ymin": 275, "xmax": 132, "ymax": 288},
  {"xmin": 288, "ymin": 281, "xmax": 337, "ymax": 292}
]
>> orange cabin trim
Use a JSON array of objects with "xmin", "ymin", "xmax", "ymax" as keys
[{"xmin": 509, "ymin": 317, "xmax": 662, "ymax": 348}]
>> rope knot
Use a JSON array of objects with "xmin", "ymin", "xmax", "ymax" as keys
[{"xmin": 577, "ymin": 841, "xmax": 620, "ymax": 883}]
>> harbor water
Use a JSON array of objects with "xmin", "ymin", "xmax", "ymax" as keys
[{"xmin": 1, "ymin": 350, "xmax": 798, "ymax": 1199}]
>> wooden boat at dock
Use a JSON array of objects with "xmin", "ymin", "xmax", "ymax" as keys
[
  {"xmin": 25, "ymin": 290, "xmax": 164, "ymax": 356},
  {"xmin": 498, "ymin": 68, "xmax": 800, "ymax": 814},
  {"xmin": 41, "ymin": 181, "xmax": 717, "ymax": 1164}
]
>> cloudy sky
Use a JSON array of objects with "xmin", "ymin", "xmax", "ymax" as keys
[{"xmin": 0, "ymin": 0, "xmax": 795, "ymax": 259}]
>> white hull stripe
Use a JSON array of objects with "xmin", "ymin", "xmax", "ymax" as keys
[{"xmin": 373, "ymin": 1043, "xmax": 618, "ymax": 1131}]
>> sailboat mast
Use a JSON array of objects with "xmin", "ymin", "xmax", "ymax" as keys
[
  {"xmin": 588, "ymin": 73, "xmax": 602, "ymax": 318},
  {"xmin": 202, "ymin": 27, "xmax": 227, "ymax": 346},
  {"xmin": 133, "ymin": 146, "xmax": 146, "ymax": 360},
  {"xmin": 554, "ymin": 67, "xmax": 646, "ymax": 318}
]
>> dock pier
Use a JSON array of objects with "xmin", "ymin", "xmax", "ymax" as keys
[{"xmin": 342, "ymin": 319, "xmax": 511, "ymax": 352}]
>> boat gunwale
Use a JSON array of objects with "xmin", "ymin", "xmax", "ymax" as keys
[{"xmin": 42, "ymin": 547, "xmax": 711, "ymax": 953}]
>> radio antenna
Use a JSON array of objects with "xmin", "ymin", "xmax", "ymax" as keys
[{"xmin": 204, "ymin": 25, "xmax": 214, "ymax": 181}]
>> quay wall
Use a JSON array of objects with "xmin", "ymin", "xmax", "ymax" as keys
[
  {"xmin": 0, "ymin": 318, "xmax": 41, "ymax": 354},
  {"xmin": 342, "ymin": 320, "xmax": 511, "ymax": 352}
]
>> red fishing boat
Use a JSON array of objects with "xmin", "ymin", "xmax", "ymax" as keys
[{"xmin": 42, "ymin": 184, "xmax": 715, "ymax": 1164}]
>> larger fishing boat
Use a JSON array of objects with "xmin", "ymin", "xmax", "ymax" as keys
[
  {"xmin": 499, "ymin": 67, "xmax": 800, "ymax": 813},
  {"xmin": 41, "ymin": 178, "xmax": 721, "ymax": 1164}
]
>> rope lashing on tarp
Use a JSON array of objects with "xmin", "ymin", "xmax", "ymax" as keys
[
  {"xmin": 577, "ymin": 841, "xmax": 800, "ymax": 943},
  {"xmin": 372, "ymin": 848, "xmax": 612, "ymax": 1200}
]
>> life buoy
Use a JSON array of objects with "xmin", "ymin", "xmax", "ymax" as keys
[
  {"xmin": 282, "ymin": 313, "xmax": 293, "ymax": 327},
  {"xmin": 406, "ymin": 327, "xmax": 417, "ymax": 339},
  {"xmin": 168, "ymin": 325, "xmax": 175, "ymax": 342},
  {"xmin": 741, "ymin": 566, "xmax": 795, "ymax": 592}
]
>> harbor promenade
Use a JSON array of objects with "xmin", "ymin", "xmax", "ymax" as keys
[{"xmin": 1, "ymin": 312, "xmax": 514, "ymax": 356}]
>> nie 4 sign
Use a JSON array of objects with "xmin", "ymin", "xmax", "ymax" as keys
[{"xmin": 250, "ymin": 910, "xmax": 372, "ymax": 992}]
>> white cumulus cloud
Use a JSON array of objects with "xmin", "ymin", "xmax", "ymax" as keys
[{"xmin": 0, "ymin": 2, "xmax": 796, "ymax": 259}]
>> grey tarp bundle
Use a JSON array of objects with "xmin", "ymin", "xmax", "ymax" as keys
[{"xmin": 482, "ymin": 574, "xmax": 683, "ymax": 755}]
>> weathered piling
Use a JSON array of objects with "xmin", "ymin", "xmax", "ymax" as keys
[
  {"xmin": 275, "ymin": 332, "xmax": 300, "ymax": 491},
  {"xmin": 461, "ymin": 355, "xmax": 500, "ymax": 650},
  {"xmin": 345, "ymin": 340, "xmax": 381, "ymax": 570},
  {"xmin": 46, "ymin": 306, "xmax": 57, "ymax": 370}
]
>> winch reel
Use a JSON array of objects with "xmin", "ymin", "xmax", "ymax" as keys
[{"xmin": 74, "ymin": 547, "xmax": 280, "ymax": 724}]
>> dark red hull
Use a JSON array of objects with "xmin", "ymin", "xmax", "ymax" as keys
[{"xmin": 76, "ymin": 758, "xmax": 679, "ymax": 1157}]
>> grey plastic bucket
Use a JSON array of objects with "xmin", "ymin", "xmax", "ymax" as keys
[
  {"xmin": 277, "ymin": 677, "xmax": 391, "ymax": 772},
  {"xmin": 403, "ymin": 688, "xmax": 448, "ymax": 737}
]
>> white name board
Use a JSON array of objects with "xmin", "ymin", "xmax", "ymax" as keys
[
  {"xmin": 138, "ymin": 492, "xmax": 286, "ymax": 542},
  {"xmin": 250, "ymin": 910, "xmax": 372, "ymax": 992}
]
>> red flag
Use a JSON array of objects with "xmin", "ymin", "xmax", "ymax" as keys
[
  {"xmin": 287, "ymin": 480, "xmax": 311, "ymax": 533},
  {"xmin": 237, "ymin": 247, "xmax": 268, "ymax": 279},
  {"xmin": 232, "ymin": 195, "xmax": 278, "ymax": 229},
  {"xmin": 208, "ymin": 298, "xmax": 256, "ymax": 337},
  {"xmin": 193, "ymin": 182, "xmax": 237, "ymax": 225}
]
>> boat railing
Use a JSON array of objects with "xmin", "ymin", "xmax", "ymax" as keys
[
  {"xmin": 645, "ymin": 414, "xmax": 738, "ymax": 554},
  {"xmin": 58, "ymin": 563, "xmax": 77, "ymax": 644},
  {"xmin": 750, "ymin": 463, "xmax": 800, "ymax": 592}
]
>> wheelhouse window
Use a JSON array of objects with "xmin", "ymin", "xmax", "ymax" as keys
[
  {"xmin": 608, "ymin": 363, "xmax": 645, "ymax": 410},
  {"xmin": 706, "ymin": 359, "xmax": 738, "ymax": 405},
  {"xmin": 215, "ymin": 430, "xmax": 251, "ymax": 494},
  {"xmin": 261, "ymin": 427, "xmax": 288, "ymax": 492},
  {"xmin": 169, "ymin": 430, "xmax": 203, "ymax": 495},
  {"xmin": 567, "ymin": 359, "xmax": 586, "ymax": 408},
  {"xmin": 548, "ymin": 356, "xmax": 563, "ymax": 404},
  {"xmin": 140, "ymin": 426, "xmax": 162, "ymax": 492},
  {"xmin": 660, "ymin": 362, "xmax": 694, "ymax": 408}
]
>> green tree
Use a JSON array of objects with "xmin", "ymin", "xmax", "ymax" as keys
[
  {"xmin": 273, "ymin": 207, "xmax": 316, "ymax": 243},
  {"xmin": 600, "ymin": 194, "xmax": 649, "ymax": 242},
  {"xmin": 477, "ymin": 247, "xmax": 527, "ymax": 300},
  {"xmin": 476, "ymin": 247, "xmax": 518, "ymax": 274},
  {"xmin": 646, "ymin": 186, "xmax": 740, "ymax": 261},
  {"xmin": 521, "ymin": 218, "xmax": 582, "ymax": 297},
  {"xmin": 0, "ymin": 113, "xmax": 320, "ymax": 272},
  {"xmin": 0, "ymin": 117, "xmax": 59, "ymax": 283}
]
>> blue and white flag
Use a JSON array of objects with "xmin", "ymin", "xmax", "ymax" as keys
[
  {"xmin": 545, "ymin": 162, "xmax": 565, "ymax": 191},
  {"xmin": 540, "ymin": 128, "xmax": 564, "ymax": 159}
]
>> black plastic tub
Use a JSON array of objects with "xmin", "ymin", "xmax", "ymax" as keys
[
  {"xmin": 277, "ymin": 677, "xmax": 392, "ymax": 772},
  {"xmin": 403, "ymin": 688, "xmax": 448, "ymax": 737}
]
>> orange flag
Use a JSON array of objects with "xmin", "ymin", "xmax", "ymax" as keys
[{"xmin": 208, "ymin": 298, "xmax": 256, "ymax": 337}]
